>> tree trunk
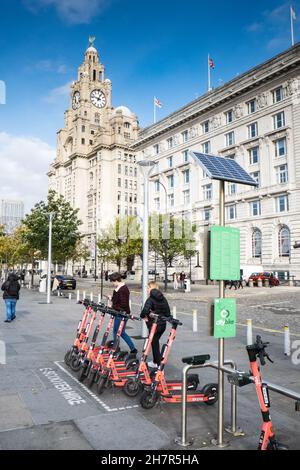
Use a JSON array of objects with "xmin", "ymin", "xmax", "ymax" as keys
[{"xmin": 164, "ymin": 258, "xmax": 168, "ymax": 292}]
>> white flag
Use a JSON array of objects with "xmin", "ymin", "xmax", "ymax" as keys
[{"xmin": 291, "ymin": 5, "xmax": 296, "ymax": 20}]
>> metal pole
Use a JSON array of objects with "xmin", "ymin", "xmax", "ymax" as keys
[
  {"xmin": 100, "ymin": 261, "xmax": 104, "ymax": 300},
  {"xmin": 142, "ymin": 174, "xmax": 149, "ymax": 338},
  {"xmin": 217, "ymin": 180, "xmax": 227, "ymax": 447},
  {"xmin": 94, "ymin": 232, "xmax": 97, "ymax": 282},
  {"xmin": 46, "ymin": 213, "xmax": 53, "ymax": 304}
]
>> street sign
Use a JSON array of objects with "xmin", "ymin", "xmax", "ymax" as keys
[
  {"xmin": 214, "ymin": 298, "xmax": 236, "ymax": 338},
  {"xmin": 210, "ymin": 226, "xmax": 240, "ymax": 280}
]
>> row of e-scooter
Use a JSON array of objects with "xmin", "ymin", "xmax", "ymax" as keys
[{"xmin": 64, "ymin": 299, "xmax": 218, "ymax": 409}]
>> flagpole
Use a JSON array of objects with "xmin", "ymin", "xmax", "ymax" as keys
[
  {"xmin": 154, "ymin": 97, "xmax": 156, "ymax": 124},
  {"xmin": 291, "ymin": 5, "xmax": 295, "ymax": 46},
  {"xmin": 208, "ymin": 54, "xmax": 211, "ymax": 92}
]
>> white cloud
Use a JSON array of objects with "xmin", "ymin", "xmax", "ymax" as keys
[
  {"xmin": 0, "ymin": 132, "xmax": 55, "ymax": 213},
  {"xmin": 44, "ymin": 81, "xmax": 72, "ymax": 103},
  {"xmin": 23, "ymin": 0, "xmax": 111, "ymax": 24}
]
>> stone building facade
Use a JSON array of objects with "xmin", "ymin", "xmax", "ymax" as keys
[{"xmin": 132, "ymin": 44, "xmax": 300, "ymax": 280}]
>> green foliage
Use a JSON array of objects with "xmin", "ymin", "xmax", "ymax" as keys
[{"xmin": 22, "ymin": 190, "xmax": 82, "ymax": 264}]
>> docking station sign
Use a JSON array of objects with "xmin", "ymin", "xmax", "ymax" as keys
[{"xmin": 214, "ymin": 298, "xmax": 236, "ymax": 338}]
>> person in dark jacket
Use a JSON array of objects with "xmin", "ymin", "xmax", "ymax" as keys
[
  {"xmin": 1, "ymin": 273, "xmax": 20, "ymax": 323},
  {"xmin": 109, "ymin": 272, "xmax": 137, "ymax": 354},
  {"xmin": 140, "ymin": 281, "xmax": 171, "ymax": 368}
]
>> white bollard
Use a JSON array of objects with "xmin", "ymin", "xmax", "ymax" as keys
[
  {"xmin": 28, "ymin": 280, "xmax": 32, "ymax": 290},
  {"xmin": 90, "ymin": 292, "xmax": 93, "ymax": 302},
  {"xmin": 172, "ymin": 306, "xmax": 177, "ymax": 319},
  {"xmin": 57, "ymin": 290, "xmax": 60, "ymax": 297},
  {"xmin": 98, "ymin": 294, "xmax": 101, "ymax": 304},
  {"xmin": 83, "ymin": 291, "xmax": 86, "ymax": 300},
  {"xmin": 192, "ymin": 309, "xmax": 198, "ymax": 332},
  {"xmin": 284, "ymin": 325, "xmax": 291, "ymax": 357},
  {"xmin": 247, "ymin": 319, "xmax": 253, "ymax": 346},
  {"xmin": 77, "ymin": 290, "xmax": 80, "ymax": 302},
  {"xmin": 69, "ymin": 293, "xmax": 72, "ymax": 300}
]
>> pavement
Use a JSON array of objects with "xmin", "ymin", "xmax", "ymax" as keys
[{"xmin": 0, "ymin": 285, "xmax": 300, "ymax": 451}]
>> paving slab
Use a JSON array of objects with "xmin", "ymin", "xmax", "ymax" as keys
[{"xmin": 0, "ymin": 394, "xmax": 34, "ymax": 431}]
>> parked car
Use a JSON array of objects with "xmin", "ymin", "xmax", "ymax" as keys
[
  {"xmin": 50, "ymin": 275, "xmax": 77, "ymax": 290},
  {"xmin": 248, "ymin": 272, "xmax": 279, "ymax": 286}
]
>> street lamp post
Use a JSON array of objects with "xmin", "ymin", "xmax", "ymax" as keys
[
  {"xmin": 46, "ymin": 213, "xmax": 54, "ymax": 304},
  {"xmin": 153, "ymin": 179, "xmax": 168, "ymax": 291},
  {"xmin": 138, "ymin": 159, "xmax": 156, "ymax": 338}
]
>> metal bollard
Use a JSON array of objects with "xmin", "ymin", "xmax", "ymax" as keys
[
  {"xmin": 90, "ymin": 292, "xmax": 93, "ymax": 302},
  {"xmin": 192, "ymin": 310, "xmax": 198, "ymax": 332},
  {"xmin": 172, "ymin": 306, "xmax": 177, "ymax": 319},
  {"xmin": 77, "ymin": 290, "xmax": 80, "ymax": 302},
  {"xmin": 98, "ymin": 294, "xmax": 101, "ymax": 303},
  {"xmin": 284, "ymin": 325, "xmax": 291, "ymax": 357},
  {"xmin": 247, "ymin": 319, "xmax": 253, "ymax": 346}
]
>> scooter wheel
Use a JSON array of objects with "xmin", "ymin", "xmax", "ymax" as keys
[
  {"xmin": 123, "ymin": 378, "xmax": 142, "ymax": 397},
  {"xmin": 87, "ymin": 369, "xmax": 97, "ymax": 389},
  {"xmin": 70, "ymin": 356, "xmax": 81, "ymax": 372},
  {"xmin": 64, "ymin": 348, "xmax": 73, "ymax": 366},
  {"xmin": 97, "ymin": 374, "xmax": 108, "ymax": 395},
  {"xmin": 78, "ymin": 362, "xmax": 88, "ymax": 383},
  {"xmin": 140, "ymin": 390, "xmax": 159, "ymax": 409},
  {"xmin": 202, "ymin": 383, "xmax": 218, "ymax": 406}
]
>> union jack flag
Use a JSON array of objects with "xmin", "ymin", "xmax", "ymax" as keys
[{"xmin": 154, "ymin": 97, "xmax": 163, "ymax": 108}]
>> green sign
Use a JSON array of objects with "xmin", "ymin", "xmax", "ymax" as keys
[
  {"xmin": 210, "ymin": 226, "xmax": 240, "ymax": 280},
  {"xmin": 214, "ymin": 298, "xmax": 236, "ymax": 338}
]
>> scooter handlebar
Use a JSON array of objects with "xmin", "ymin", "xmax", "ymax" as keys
[{"xmin": 251, "ymin": 335, "xmax": 274, "ymax": 366}]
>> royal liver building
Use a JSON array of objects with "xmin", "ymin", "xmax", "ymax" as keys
[
  {"xmin": 133, "ymin": 44, "xmax": 300, "ymax": 281},
  {"xmin": 48, "ymin": 39, "xmax": 139, "ymax": 264}
]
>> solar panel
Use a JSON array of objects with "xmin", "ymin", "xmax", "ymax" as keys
[{"xmin": 190, "ymin": 152, "xmax": 259, "ymax": 187}]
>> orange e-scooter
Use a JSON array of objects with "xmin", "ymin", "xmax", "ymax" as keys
[
  {"xmin": 228, "ymin": 336, "xmax": 288, "ymax": 451},
  {"xmin": 140, "ymin": 316, "xmax": 218, "ymax": 409}
]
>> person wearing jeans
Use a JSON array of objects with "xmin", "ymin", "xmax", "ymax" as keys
[
  {"xmin": 109, "ymin": 272, "xmax": 137, "ymax": 355},
  {"xmin": 1, "ymin": 273, "xmax": 20, "ymax": 323}
]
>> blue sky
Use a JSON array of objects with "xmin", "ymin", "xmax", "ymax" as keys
[{"xmin": 0, "ymin": 0, "xmax": 299, "ymax": 210}]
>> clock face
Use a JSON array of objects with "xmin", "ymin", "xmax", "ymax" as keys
[
  {"xmin": 72, "ymin": 91, "xmax": 80, "ymax": 110},
  {"xmin": 90, "ymin": 89, "xmax": 106, "ymax": 108}
]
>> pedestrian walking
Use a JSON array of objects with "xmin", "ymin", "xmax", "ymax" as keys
[
  {"xmin": 180, "ymin": 271, "xmax": 186, "ymax": 289},
  {"xmin": 172, "ymin": 272, "xmax": 178, "ymax": 290},
  {"xmin": 1, "ymin": 272, "xmax": 20, "ymax": 323},
  {"xmin": 109, "ymin": 272, "xmax": 137, "ymax": 355},
  {"xmin": 140, "ymin": 281, "xmax": 171, "ymax": 368}
]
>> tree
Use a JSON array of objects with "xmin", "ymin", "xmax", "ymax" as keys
[
  {"xmin": 22, "ymin": 190, "xmax": 83, "ymax": 269},
  {"xmin": 149, "ymin": 214, "xmax": 197, "ymax": 291},
  {"xmin": 97, "ymin": 216, "xmax": 142, "ymax": 272}
]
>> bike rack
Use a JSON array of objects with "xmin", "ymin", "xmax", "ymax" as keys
[{"xmin": 175, "ymin": 360, "xmax": 300, "ymax": 448}]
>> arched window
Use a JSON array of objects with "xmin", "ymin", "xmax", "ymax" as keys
[
  {"xmin": 93, "ymin": 70, "xmax": 96, "ymax": 81},
  {"xmin": 252, "ymin": 229, "xmax": 262, "ymax": 258},
  {"xmin": 278, "ymin": 226, "xmax": 291, "ymax": 257}
]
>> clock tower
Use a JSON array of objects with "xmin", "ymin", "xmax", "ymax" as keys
[{"xmin": 48, "ymin": 38, "xmax": 139, "ymax": 274}]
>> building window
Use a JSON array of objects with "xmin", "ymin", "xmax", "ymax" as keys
[
  {"xmin": 202, "ymin": 141, "xmax": 211, "ymax": 153},
  {"xmin": 226, "ymin": 154, "xmax": 235, "ymax": 160},
  {"xmin": 125, "ymin": 179, "xmax": 128, "ymax": 189},
  {"xmin": 167, "ymin": 156, "xmax": 173, "ymax": 168},
  {"xmin": 168, "ymin": 193, "xmax": 175, "ymax": 207},
  {"xmin": 250, "ymin": 200, "xmax": 261, "ymax": 217},
  {"xmin": 124, "ymin": 122, "xmax": 130, "ymax": 129},
  {"xmin": 117, "ymin": 192, "xmax": 121, "ymax": 201},
  {"xmin": 118, "ymin": 178, "xmax": 121, "ymax": 188},
  {"xmin": 125, "ymin": 166, "xmax": 128, "ymax": 175},
  {"xmin": 250, "ymin": 171, "xmax": 261, "ymax": 187},
  {"xmin": 248, "ymin": 122, "xmax": 258, "ymax": 139},
  {"xmin": 276, "ymin": 195, "xmax": 289, "ymax": 213},
  {"xmin": 249, "ymin": 146, "xmax": 260, "ymax": 165},
  {"xmin": 183, "ymin": 170, "xmax": 190, "ymax": 185},
  {"xmin": 273, "ymin": 86, "xmax": 284, "ymax": 104},
  {"xmin": 153, "ymin": 144, "xmax": 160, "ymax": 155},
  {"xmin": 183, "ymin": 190, "xmax": 190, "ymax": 205},
  {"xmin": 273, "ymin": 111, "xmax": 285, "ymax": 130},
  {"xmin": 225, "ymin": 109, "xmax": 233, "ymax": 124},
  {"xmin": 125, "ymin": 193, "xmax": 128, "ymax": 202},
  {"xmin": 252, "ymin": 229, "xmax": 262, "ymax": 258},
  {"xmin": 89, "ymin": 140, "xmax": 93, "ymax": 145},
  {"xmin": 226, "ymin": 204, "xmax": 237, "ymax": 220},
  {"xmin": 154, "ymin": 180, "xmax": 160, "ymax": 192},
  {"xmin": 154, "ymin": 198, "xmax": 160, "ymax": 211},
  {"xmin": 228, "ymin": 183, "xmax": 237, "ymax": 196},
  {"xmin": 182, "ymin": 150, "xmax": 189, "ymax": 163},
  {"xmin": 134, "ymin": 168, "xmax": 137, "ymax": 177},
  {"xmin": 118, "ymin": 164, "xmax": 122, "ymax": 174},
  {"xmin": 203, "ymin": 184, "xmax": 212, "ymax": 201},
  {"xmin": 278, "ymin": 226, "xmax": 291, "ymax": 257},
  {"xmin": 182, "ymin": 130, "xmax": 189, "ymax": 142},
  {"xmin": 167, "ymin": 174, "xmax": 174, "ymax": 189},
  {"xmin": 203, "ymin": 209, "xmax": 211, "ymax": 222},
  {"xmin": 82, "ymin": 125, "xmax": 86, "ymax": 132},
  {"xmin": 276, "ymin": 164, "xmax": 288, "ymax": 184},
  {"xmin": 275, "ymin": 137, "xmax": 287, "ymax": 157},
  {"xmin": 247, "ymin": 99, "xmax": 257, "ymax": 114},
  {"xmin": 202, "ymin": 120, "xmax": 210, "ymax": 134},
  {"xmin": 134, "ymin": 194, "xmax": 137, "ymax": 203},
  {"xmin": 225, "ymin": 132, "xmax": 235, "ymax": 147},
  {"xmin": 117, "ymin": 205, "xmax": 121, "ymax": 215},
  {"xmin": 167, "ymin": 137, "xmax": 174, "ymax": 149}
]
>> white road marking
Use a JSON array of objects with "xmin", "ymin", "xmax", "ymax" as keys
[
  {"xmin": 249, "ymin": 301, "xmax": 291, "ymax": 308},
  {"xmin": 54, "ymin": 361, "xmax": 139, "ymax": 413}
]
